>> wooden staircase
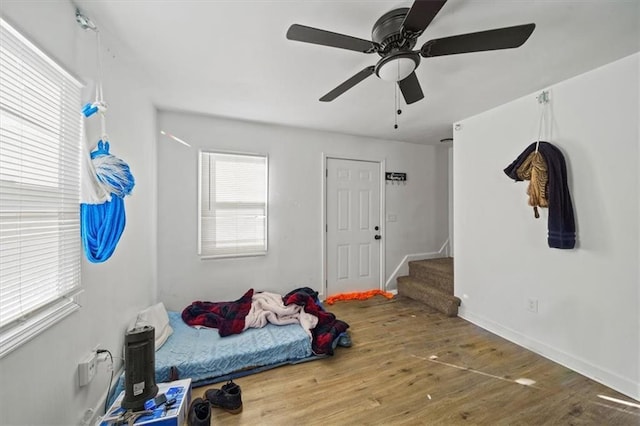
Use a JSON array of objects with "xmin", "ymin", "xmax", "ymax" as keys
[{"xmin": 397, "ymin": 257, "xmax": 461, "ymax": 317}]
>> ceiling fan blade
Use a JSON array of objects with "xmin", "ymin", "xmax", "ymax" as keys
[
  {"xmin": 287, "ymin": 24, "xmax": 376, "ymax": 53},
  {"xmin": 401, "ymin": 0, "xmax": 447, "ymax": 36},
  {"xmin": 398, "ymin": 72, "xmax": 424, "ymax": 105},
  {"xmin": 320, "ymin": 66, "xmax": 375, "ymax": 102},
  {"xmin": 420, "ymin": 23, "xmax": 536, "ymax": 57}
]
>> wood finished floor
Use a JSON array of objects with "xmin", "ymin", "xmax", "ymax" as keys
[{"xmin": 191, "ymin": 297, "xmax": 639, "ymax": 425}]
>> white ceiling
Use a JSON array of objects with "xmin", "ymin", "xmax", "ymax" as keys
[{"xmin": 75, "ymin": 0, "xmax": 639, "ymax": 145}]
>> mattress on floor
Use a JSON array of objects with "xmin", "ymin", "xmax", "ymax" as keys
[
  {"xmin": 157, "ymin": 311, "xmax": 313, "ymax": 383},
  {"xmin": 110, "ymin": 311, "xmax": 315, "ymax": 405}
]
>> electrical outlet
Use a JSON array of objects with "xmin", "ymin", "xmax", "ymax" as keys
[
  {"xmin": 78, "ymin": 351, "xmax": 97, "ymax": 386},
  {"xmin": 527, "ymin": 298, "xmax": 538, "ymax": 313}
]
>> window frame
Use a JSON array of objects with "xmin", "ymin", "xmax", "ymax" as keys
[
  {"xmin": 197, "ymin": 150, "xmax": 269, "ymax": 259},
  {"xmin": 0, "ymin": 18, "xmax": 83, "ymax": 358}
]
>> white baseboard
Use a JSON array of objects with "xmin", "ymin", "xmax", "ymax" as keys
[{"xmin": 459, "ymin": 306, "xmax": 640, "ymax": 402}]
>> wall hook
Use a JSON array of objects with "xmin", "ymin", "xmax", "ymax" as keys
[
  {"xmin": 537, "ymin": 90, "xmax": 550, "ymax": 104},
  {"xmin": 76, "ymin": 8, "xmax": 97, "ymax": 32}
]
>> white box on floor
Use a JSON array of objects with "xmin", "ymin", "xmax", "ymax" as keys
[{"xmin": 100, "ymin": 378, "xmax": 192, "ymax": 426}]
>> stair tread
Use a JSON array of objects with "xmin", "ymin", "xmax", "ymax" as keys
[{"xmin": 397, "ymin": 275, "xmax": 460, "ymax": 317}]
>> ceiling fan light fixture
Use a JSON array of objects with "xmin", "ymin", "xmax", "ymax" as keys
[
  {"xmin": 375, "ymin": 52, "xmax": 420, "ymax": 82},
  {"xmin": 287, "ymin": 1, "xmax": 535, "ymax": 104}
]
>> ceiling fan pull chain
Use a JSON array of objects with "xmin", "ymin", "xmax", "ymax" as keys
[
  {"xmin": 393, "ymin": 60, "xmax": 404, "ymax": 129},
  {"xmin": 394, "ymin": 73, "xmax": 399, "ymax": 129}
]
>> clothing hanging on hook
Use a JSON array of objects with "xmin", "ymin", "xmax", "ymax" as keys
[
  {"xmin": 79, "ymin": 19, "xmax": 135, "ymax": 263},
  {"xmin": 503, "ymin": 89, "xmax": 575, "ymax": 249},
  {"xmin": 504, "ymin": 141, "xmax": 575, "ymax": 250}
]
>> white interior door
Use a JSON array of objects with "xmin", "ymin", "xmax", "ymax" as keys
[{"xmin": 326, "ymin": 158, "xmax": 381, "ymax": 296}]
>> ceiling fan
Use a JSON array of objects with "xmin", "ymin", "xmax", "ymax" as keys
[{"xmin": 286, "ymin": 0, "xmax": 535, "ymax": 105}]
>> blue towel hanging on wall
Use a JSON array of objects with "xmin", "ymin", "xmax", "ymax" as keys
[
  {"xmin": 81, "ymin": 196, "xmax": 125, "ymax": 263},
  {"xmin": 81, "ymin": 140, "xmax": 135, "ymax": 263}
]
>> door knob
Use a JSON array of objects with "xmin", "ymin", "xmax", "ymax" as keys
[{"xmin": 374, "ymin": 235, "xmax": 381, "ymax": 240}]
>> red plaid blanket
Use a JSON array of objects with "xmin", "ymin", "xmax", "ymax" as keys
[
  {"xmin": 181, "ymin": 289, "xmax": 253, "ymax": 337},
  {"xmin": 283, "ymin": 287, "xmax": 349, "ymax": 355}
]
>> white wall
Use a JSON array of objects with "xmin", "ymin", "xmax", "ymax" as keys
[
  {"xmin": 157, "ymin": 111, "xmax": 449, "ymax": 310},
  {"xmin": 0, "ymin": 2, "xmax": 157, "ymax": 424},
  {"xmin": 448, "ymin": 146, "xmax": 453, "ymax": 256},
  {"xmin": 454, "ymin": 53, "xmax": 639, "ymax": 400}
]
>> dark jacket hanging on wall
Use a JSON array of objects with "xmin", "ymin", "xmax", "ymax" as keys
[{"xmin": 504, "ymin": 141, "xmax": 576, "ymax": 249}]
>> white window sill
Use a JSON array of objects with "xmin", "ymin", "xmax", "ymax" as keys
[{"xmin": 200, "ymin": 251, "xmax": 267, "ymax": 260}]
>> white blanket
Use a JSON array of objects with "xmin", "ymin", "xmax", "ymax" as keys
[{"xmin": 243, "ymin": 292, "xmax": 318, "ymax": 338}]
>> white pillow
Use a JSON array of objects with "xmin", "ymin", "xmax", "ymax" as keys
[{"xmin": 130, "ymin": 302, "xmax": 173, "ymax": 351}]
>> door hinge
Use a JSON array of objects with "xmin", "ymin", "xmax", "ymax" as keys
[
  {"xmin": 326, "ymin": 224, "xmax": 328, "ymax": 232},
  {"xmin": 326, "ymin": 169, "xmax": 328, "ymax": 177}
]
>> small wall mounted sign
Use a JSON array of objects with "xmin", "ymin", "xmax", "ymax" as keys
[{"xmin": 385, "ymin": 172, "xmax": 407, "ymax": 183}]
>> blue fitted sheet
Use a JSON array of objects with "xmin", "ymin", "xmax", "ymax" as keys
[
  {"xmin": 109, "ymin": 311, "xmax": 316, "ymax": 405},
  {"xmin": 159, "ymin": 311, "xmax": 313, "ymax": 382}
]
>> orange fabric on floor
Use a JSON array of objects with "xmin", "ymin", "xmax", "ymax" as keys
[{"xmin": 325, "ymin": 289, "xmax": 394, "ymax": 305}]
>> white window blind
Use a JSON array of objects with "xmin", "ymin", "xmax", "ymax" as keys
[
  {"xmin": 0, "ymin": 19, "xmax": 83, "ymax": 357},
  {"xmin": 199, "ymin": 151, "xmax": 268, "ymax": 258}
]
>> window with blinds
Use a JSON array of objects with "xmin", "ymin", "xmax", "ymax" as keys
[
  {"xmin": 198, "ymin": 151, "xmax": 268, "ymax": 258},
  {"xmin": 0, "ymin": 19, "xmax": 83, "ymax": 357}
]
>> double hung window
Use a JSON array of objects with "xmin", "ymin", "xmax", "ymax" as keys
[
  {"xmin": 0, "ymin": 19, "xmax": 83, "ymax": 357},
  {"xmin": 198, "ymin": 151, "xmax": 268, "ymax": 258}
]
